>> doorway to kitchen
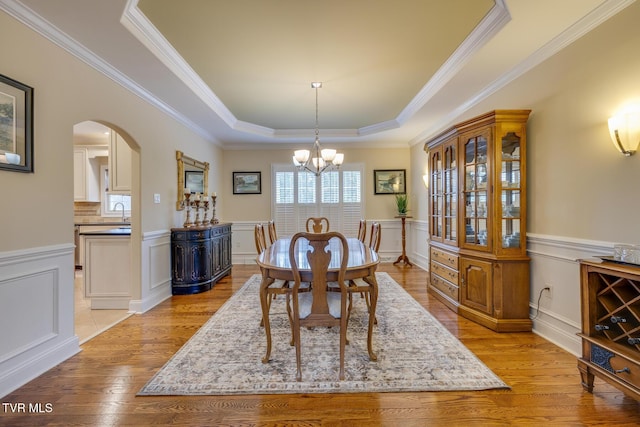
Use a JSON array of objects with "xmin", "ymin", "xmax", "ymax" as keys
[{"xmin": 73, "ymin": 120, "xmax": 139, "ymax": 343}]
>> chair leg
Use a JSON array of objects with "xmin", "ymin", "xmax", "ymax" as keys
[
  {"xmin": 294, "ymin": 319, "xmax": 302, "ymax": 382},
  {"xmin": 286, "ymin": 294, "xmax": 295, "ymax": 346},
  {"xmin": 339, "ymin": 316, "xmax": 347, "ymax": 380}
]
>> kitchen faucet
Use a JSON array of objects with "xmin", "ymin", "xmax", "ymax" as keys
[{"xmin": 113, "ymin": 202, "xmax": 127, "ymax": 223}]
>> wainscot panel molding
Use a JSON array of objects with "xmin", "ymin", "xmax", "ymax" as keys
[
  {"xmin": 410, "ymin": 219, "xmax": 429, "ymax": 271},
  {"xmin": 0, "ymin": 244, "xmax": 80, "ymax": 398},
  {"xmin": 527, "ymin": 233, "xmax": 613, "ymax": 356},
  {"xmin": 132, "ymin": 230, "xmax": 172, "ymax": 314},
  {"xmin": 230, "ymin": 220, "xmax": 407, "ymax": 266}
]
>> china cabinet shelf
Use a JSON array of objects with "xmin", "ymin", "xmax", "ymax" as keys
[{"xmin": 425, "ymin": 110, "xmax": 532, "ymax": 332}]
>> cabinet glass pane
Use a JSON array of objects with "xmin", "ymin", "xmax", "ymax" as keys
[
  {"xmin": 502, "ymin": 219, "xmax": 521, "ymax": 248},
  {"xmin": 465, "ymin": 165, "xmax": 475, "ymax": 190},
  {"xmin": 465, "ymin": 139, "xmax": 475, "ymax": 164},
  {"xmin": 502, "ymin": 132, "xmax": 521, "ymax": 160},
  {"xmin": 477, "ymin": 137, "xmax": 488, "ymax": 162}
]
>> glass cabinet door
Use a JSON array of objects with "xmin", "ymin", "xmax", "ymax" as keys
[
  {"xmin": 429, "ymin": 149, "xmax": 443, "ymax": 241},
  {"xmin": 462, "ymin": 131, "xmax": 490, "ymax": 249},
  {"xmin": 443, "ymin": 141, "xmax": 457, "ymax": 245},
  {"xmin": 500, "ymin": 132, "xmax": 522, "ymax": 249}
]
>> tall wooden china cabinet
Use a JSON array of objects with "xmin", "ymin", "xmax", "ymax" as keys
[{"xmin": 425, "ymin": 110, "xmax": 532, "ymax": 332}]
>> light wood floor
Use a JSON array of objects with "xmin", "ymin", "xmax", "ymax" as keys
[
  {"xmin": 74, "ymin": 270, "xmax": 132, "ymax": 344},
  {"xmin": 4, "ymin": 264, "xmax": 640, "ymax": 426}
]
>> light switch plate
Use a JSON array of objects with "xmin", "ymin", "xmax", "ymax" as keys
[{"xmin": 154, "ymin": 193, "xmax": 161, "ymax": 203}]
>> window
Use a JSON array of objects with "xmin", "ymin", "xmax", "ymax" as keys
[
  {"xmin": 100, "ymin": 165, "xmax": 131, "ymax": 219},
  {"xmin": 272, "ymin": 163, "xmax": 364, "ymax": 238}
]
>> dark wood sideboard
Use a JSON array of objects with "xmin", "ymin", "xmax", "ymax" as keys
[{"xmin": 170, "ymin": 223, "xmax": 232, "ymax": 295}]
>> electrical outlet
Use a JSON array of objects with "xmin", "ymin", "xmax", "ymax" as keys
[{"xmin": 542, "ymin": 284, "xmax": 553, "ymax": 299}]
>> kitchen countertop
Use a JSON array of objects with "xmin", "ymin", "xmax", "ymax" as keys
[
  {"xmin": 79, "ymin": 227, "xmax": 131, "ymax": 236},
  {"xmin": 75, "ymin": 221, "xmax": 130, "ymax": 226}
]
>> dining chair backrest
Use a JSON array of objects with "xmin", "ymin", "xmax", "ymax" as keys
[
  {"xmin": 305, "ymin": 217, "xmax": 330, "ymax": 233},
  {"xmin": 267, "ymin": 220, "xmax": 278, "ymax": 245},
  {"xmin": 369, "ymin": 222, "xmax": 381, "ymax": 252},
  {"xmin": 357, "ymin": 219, "xmax": 367, "ymax": 243},
  {"xmin": 288, "ymin": 231, "xmax": 349, "ymax": 381},
  {"xmin": 254, "ymin": 223, "xmax": 267, "ymax": 254}
]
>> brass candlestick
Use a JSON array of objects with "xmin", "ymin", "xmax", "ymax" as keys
[
  {"xmin": 210, "ymin": 195, "xmax": 219, "ymax": 224},
  {"xmin": 192, "ymin": 199, "xmax": 202, "ymax": 226},
  {"xmin": 182, "ymin": 192, "xmax": 194, "ymax": 227},
  {"xmin": 202, "ymin": 199, "xmax": 210, "ymax": 224}
]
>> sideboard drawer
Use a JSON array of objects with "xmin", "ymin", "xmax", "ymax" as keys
[
  {"xmin": 431, "ymin": 247, "xmax": 458, "ymax": 270},
  {"xmin": 431, "ymin": 260, "xmax": 459, "ymax": 284},
  {"xmin": 431, "ymin": 273, "xmax": 459, "ymax": 302},
  {"xmin": 590, "ymin": 343, "xmax": 640, "ymax": 390}
]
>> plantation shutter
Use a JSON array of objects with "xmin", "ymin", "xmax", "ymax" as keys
[{"xmin": 272, "ymin": 163, "xmax": 363, "ymax": 237}]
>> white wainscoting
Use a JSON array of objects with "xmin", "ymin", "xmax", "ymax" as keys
[
  {"xmin": 0, "ymin": 244, "xmax": 80, "ymax": 398},
  {"xmin": 230, "ymin": 220, "xmax": 409, "ymax": 266},
  {"xmin": 131, "ymin": 229, "xmax": 172, "ymax": 314},
  {"xmin": 527, "ymin": 233, "xmax": 613, "ymax": 356}
]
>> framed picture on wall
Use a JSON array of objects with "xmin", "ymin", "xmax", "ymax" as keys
[
  {"xmin": 185, "ymin": 170, "xmax": 204, "ymax": 193},
  {"xmin": 0, "ymin": 73, "xmax": 33, "ymax": 173},
  {"xmin": 374, "ymin": 169, "xmax": 406, "ymax": 194},
  {"xmin": 233, "ymin": 171, "xmax": 261, "ymax": 194}
]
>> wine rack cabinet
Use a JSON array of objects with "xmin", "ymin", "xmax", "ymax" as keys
[{"xmin": 578, "ymin": 259, "xmax": 640, "ymax": 400}]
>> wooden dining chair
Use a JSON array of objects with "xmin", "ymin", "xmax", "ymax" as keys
[
  {"xmin": 346, "ymin": 222, "xmax": 381, "ymax": 322},
  {"xmin": 357, "ymin": 219, "xmax": 367, "ymax": 243},
  {"xmin": 305, "ymin": 217, "xmax": 330, "ymax": 233},
  {"xmin": 368, "ymin": 222, "xmax": 381, "ymax": 252},
  {"xmin": 288, "ymin": 231, "xmax": 350, "ymax": 381},
  {"xmin": 254, "ymin": 223, "xmax": 267, "ymax": 254},
  {"xmin": 267, "ymin": 220, "xmax": 278, "ymax": 245}
]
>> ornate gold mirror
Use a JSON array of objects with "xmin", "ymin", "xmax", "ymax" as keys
[{"xmin": 176, "ymin": 150, "xmax": 209, "ymax": 210}]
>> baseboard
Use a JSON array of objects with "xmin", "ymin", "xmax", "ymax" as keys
[{"xmin": 0, "ymin": 336, "xmax": 80, "ymax": 399}]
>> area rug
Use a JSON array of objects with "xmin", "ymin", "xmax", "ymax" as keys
[{"xmin": 138, "ymin": 273, "xmax": 508, "ymax": 395}]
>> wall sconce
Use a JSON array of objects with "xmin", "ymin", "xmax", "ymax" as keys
[
  {"xmin": 422, "ymin": 174, "xmax": 429, "ymax": 189},
  {"xmin": 608, "ymin": 112, "xmax": 640, "ymax": 156}
]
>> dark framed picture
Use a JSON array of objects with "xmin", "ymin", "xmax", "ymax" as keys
[
  {"xmin": 374, "ymin": 169, "xmax": 406, "ymax": 194},
  {"xmin": 185, "ymin": 170, "xmax": 204, "ymax": 193},
  {"xmin": 0, "ymin": 74, "xmax": 33, "ymax": 173},
  {"xmin": 233, "ymin": 171, "xmax": 261, "ymax": 194}
]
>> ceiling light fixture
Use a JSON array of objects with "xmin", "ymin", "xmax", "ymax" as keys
[{"xmin": 292, "ymin": 82, "xmax": 344, "ymax": 176}]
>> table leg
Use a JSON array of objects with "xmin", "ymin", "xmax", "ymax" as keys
[{"xmin": 260, "ymin": 270, "xmax": 275, "ymax": 363}]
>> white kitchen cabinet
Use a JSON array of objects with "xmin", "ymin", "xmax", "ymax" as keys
[
  {"xmin": 108, "ymin": 131, "xmax": 132, "ymax": 192},
  {"xmin": 83, "ymin": 233, "xmax": 131, "ymax": 309},
  {"xmin": 73, "ymin": 146, "xmax": 107, "ymax": 202}
]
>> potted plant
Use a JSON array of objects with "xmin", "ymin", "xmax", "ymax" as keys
[{"xmin": 395, "ymin": 193, "xmax": 409, "ymax": 216}]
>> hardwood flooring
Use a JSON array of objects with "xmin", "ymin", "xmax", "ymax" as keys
[{"xmin": 3, "ymin": 264, "xmax": 639, "ymax": 426}]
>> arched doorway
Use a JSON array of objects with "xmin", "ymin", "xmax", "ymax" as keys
[{"xmin": 72, "ymin": 120, "xmax": 141, "ymax": 343}]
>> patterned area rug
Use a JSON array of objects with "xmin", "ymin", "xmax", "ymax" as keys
[{"xmin": 138, "ymin": 273, "xmax": 508, "ymax": 395}]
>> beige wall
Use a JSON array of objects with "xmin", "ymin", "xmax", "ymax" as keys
[
  {"xmin": 220, "ymin": 147, "xmax": 411, "ymax": 222},
  {"xmin": 0, "ymin": 10, "xmax": 222, "ymax": 252},
  {"xmin": 462, "ymin": 1, "xmax": 640, "ymax": 244}
]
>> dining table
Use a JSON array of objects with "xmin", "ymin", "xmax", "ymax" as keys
[{"xmin": 256, "ymin": 236, "xmax": 380, "ymax": 364}]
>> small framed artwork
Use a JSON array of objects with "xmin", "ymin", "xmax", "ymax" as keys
[
  {"xmin": 184, "ymin": 170, "xmax": 204, "ymax": 193},
  {"xmin": 233, "ymin": 171, "xmax": 261, "ymax": 194},
  {"xmin": 374, "ymin": 169, "xmax": 406, "ymax": 194},
  {"xmin": 0, "ymin": 73, "xmax": 34, "ymax": 173}
]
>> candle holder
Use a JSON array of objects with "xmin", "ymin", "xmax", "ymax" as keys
[
  {"xmin": 210, "ymin": 195, "xmax": 219, "ymax": 224},
  {"xmin": 192, "ymin": 199, "xmax": 202, "ymax": 226},
  {"xmin": 182, "ymin": 192, "xmax": 194, "ymax": 228},
  {"xmin": 202, "ymin": 199, "xmax": 210, "ymax": 224}
]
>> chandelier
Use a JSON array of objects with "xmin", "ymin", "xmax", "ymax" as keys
[{"xmin": 292, "ymin": 82, "xmax": 344, "ymax": 176}]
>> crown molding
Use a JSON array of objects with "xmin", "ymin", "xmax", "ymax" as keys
[
  {"xmin": 409, "ymin": 0, "xmax": 636, "ymax": 146},
  {"xmin": 0, "ymin": 0, "xmax": 218, "ymax": 144}
]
